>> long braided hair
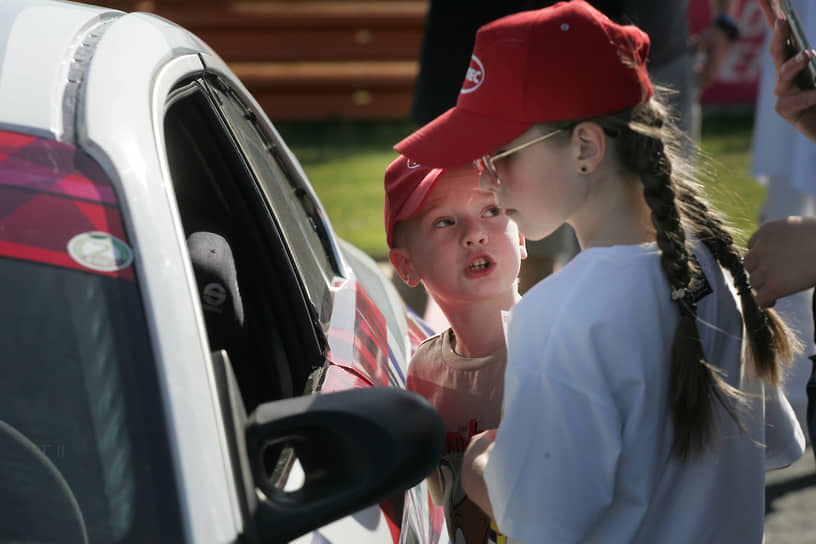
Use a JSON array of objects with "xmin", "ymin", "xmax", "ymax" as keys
[{"xmin": 550, "ymin": 89, "xmax": 798, "ymax": 460}]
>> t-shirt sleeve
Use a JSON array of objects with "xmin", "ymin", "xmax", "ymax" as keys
[
  {"xmin": 405, "ymin": 334, "xmax": 437, "ymax": 394},
  {"xmin": 763, "ymin": 382, "xmax": 806, "ymax": 470},
  {"xmin": 483, "ymin": 314, "xmax": 624, "ymax": 543}
]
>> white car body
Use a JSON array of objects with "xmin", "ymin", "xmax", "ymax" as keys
[{"xmin": 0, "ymin": 1, "xmax": 444, "ymax": 542}]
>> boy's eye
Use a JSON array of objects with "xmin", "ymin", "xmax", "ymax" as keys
[
  {"xmin": 433, "ymin": 217, "xmax": 454, "ymax": 228},
  {"xmin": 483, "ymin": 206, "xmax": 501, "ymax": 218}
]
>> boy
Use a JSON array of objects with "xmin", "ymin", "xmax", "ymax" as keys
[{"xmin": 384, "ymin": 155, "xmax": 526, "ymax": 543}]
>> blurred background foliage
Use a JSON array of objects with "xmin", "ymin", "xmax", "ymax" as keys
[{"xmin": 277, "ymin": 112, "xmax": 764, "ymax": 260}]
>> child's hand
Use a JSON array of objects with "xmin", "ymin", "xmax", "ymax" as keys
[
  {"xmin": 744, "ymin": 216, "xmax": 816, "ymax": 306},
  {"xmin": 462, "ymin": 429, "xmax": 497, "ymax": 519}
]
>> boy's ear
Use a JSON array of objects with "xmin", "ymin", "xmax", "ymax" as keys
[
  {"xmin": 518, "ymin": 233, "xmax": 528, "ymax": 260},
  {"xmin": 389, "ymin": 248, "xmax": 422, "ymax": 287},
  {"xmin": 573, "ymin": 121, "xmax": 606, "ymax": 174}
]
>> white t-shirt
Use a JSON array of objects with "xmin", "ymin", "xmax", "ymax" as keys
[{"xmin": 484, "ymin": 242, "xmax": 805, "ymax": 544}]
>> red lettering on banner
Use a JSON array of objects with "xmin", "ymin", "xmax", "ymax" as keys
[
  {"xmin": 717, "ymin": 42, "xmax": 763, "ymax": 83},
  {"xmin": 689, "ymin": 0, "xmax": 768, "ymax": 104}
]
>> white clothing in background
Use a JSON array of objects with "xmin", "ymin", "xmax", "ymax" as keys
[
  {"xmin": 751, "ymin": 0, "xmax": 816, "ymax": 439},
  {"xmin": 485, "ymin": 242, "xmax": 804, "ymax": 544},
  {"xmin": 752, "ymin": 0, "xmax": 816, "ymax": 201}
]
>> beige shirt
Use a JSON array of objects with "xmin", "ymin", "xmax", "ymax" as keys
[{"xmin": 407, "ymin": 328, "xmax": 506, "ymax": 544}]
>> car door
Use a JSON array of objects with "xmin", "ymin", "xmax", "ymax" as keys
[{"xmin": 160, "ymin": 70, "xmax": 441, "ymax": 543}]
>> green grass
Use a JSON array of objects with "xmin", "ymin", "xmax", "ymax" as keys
[
  {"xmin": 696, "ymin": 113, "xmax": 765, "ymax": 250},
  {"xmin": 276, "ymin": 113, "xmax": 764, "ymax": 258},
  {"xmin": 275, "ymin": 120, "xmax": 415, "ymax": 259}
]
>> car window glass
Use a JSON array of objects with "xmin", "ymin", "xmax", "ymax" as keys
[
  {"xmin": 163, "ymin": 82, "xmax": 325, "ymax": 411},
  {"xmin": 0, "ymin": 133, "xmax": 183, "ymax": 542},
  {"xmin": 206, "ymin": 78, "xmax": 337, "ymax": 325},
  {"xmin": 0, "ymin": 261, "xmax": 184, "ymax": 543}
]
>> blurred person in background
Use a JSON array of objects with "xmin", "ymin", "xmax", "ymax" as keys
[{"xmin": 750, "ymin": 0, "xmax": 816, "ymax": 441}]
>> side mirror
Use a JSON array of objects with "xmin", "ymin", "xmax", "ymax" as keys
[{"xmin": 246, "ymin": 386, "xmax": 443, "ymax": 543}]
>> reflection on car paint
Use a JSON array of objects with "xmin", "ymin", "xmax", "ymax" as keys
[
  {"xmin": 324, "ymin": 278, "xmax": 403, "ymax": 389},
  {"xmin": 0, "ymin": 130, "xmax": 134, "ymax": 280},
  {"xmin": 0, "ymin": 131, "xmax": 117, "ymax": 204},
  {"xmin": 407, "ymin": 308, "xmax": 436, "ymax": 350},
  {"xmin": 317, "ymin": 277, "xmax": 446, "ymax": 544}
]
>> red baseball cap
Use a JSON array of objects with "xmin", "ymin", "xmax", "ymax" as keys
[
  {"xmin": 395, "ymin": 1, "xmax": 653, "ymax": 168},
  {"xmin": 384, "ymin": 155, "xmax": 445, "ymax": 248}
]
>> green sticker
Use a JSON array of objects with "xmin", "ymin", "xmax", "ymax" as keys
[{"xmin": 67, "ymin": 231, "xmax": 133, "ymax": 272}]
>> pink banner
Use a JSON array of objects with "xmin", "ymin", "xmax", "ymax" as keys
[{"xmin": 688, "ymin": 0, "xmax": 768, "ymax": 105}]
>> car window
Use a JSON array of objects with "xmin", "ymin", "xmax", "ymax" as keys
[
  {"xmin": 163, "ymin": 80, "xmax": 325, "ymax": 411},
  {"xmin": 0, "ymin": 131, "xmax": 184, "ymax": 542},
  {"xmin": 205, "ymin": 78, "xmax": 338, "ymax": 326}
]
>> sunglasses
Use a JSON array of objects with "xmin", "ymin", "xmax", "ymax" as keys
[{"xmin": 473, "ymin": 127, "xmax": 567, "ymax": 180}]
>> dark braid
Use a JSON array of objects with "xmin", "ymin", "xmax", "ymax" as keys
[
  {"xmin": 674, "ymin": 183, "xmax": 798, "ymax": 382},
  {"xmin": 568, "ymin": 90, "xmax": 797, "ymax": 459},
  {"xmin": 623, "ymin": 116, "xmax": 742, "ymax": 458}
]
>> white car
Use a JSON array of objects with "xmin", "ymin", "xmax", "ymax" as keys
[{"xmin": 0, "ymin": 1, "xmax": 447, "ymax": 542}]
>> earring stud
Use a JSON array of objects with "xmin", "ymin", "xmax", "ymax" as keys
[{"xmin": 579, "ymin": 166, "xmax": 588, "ymax": 173}]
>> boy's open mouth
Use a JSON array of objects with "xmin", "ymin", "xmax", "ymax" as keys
[
  {"xmin": 468, "ymin": 257, "xmax": 491, "ymax": 271},
  {"xmin": 465, "ymin": 254, "xmax": 495, "ymax": 278}
]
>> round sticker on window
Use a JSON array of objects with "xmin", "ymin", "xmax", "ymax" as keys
[{"xmin": 67, "ymin": 231, "xmax": 133, "ymax": 272}]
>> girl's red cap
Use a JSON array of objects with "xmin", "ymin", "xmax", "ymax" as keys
[{"xmin": 395, "ymin": 1, "xmax": 653, "ymax": 168}]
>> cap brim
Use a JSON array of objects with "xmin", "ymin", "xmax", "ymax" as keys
[
  {"xmin": 394, "ymin": 167, "xmax": 445, "ymax": 224},
  {"xmin": 395, "ymin": 106, "xmax": 531, "ymax": 169},
  {"xmin": 387, "ymin": 166, "xmax": 445, "ymax": 247}
]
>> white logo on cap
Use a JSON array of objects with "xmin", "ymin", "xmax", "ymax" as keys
[
  {"xmin": 407, "ymin": 160, "xmax": 421, "ymax": 169},
  {"xmin": 461, "ymin": 55, "xmax": 485, "ymax": 94}
]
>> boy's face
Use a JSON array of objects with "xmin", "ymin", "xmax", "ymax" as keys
[{"xmin": 389, "ymin": 165, "xmax": 527, "ymax": 306}]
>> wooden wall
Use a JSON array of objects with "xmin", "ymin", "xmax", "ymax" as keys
[{"xmin": 86, "ymin": 1, "xmax": 428, "ymax": 120}]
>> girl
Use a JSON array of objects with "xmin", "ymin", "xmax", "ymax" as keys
[{"xmin": 395, "ymin": 2, "xmax": 805, "ymax": 542}]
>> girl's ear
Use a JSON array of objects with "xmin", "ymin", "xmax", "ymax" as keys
[
  {"xmin": 389, "ymin": 248, "xmax": 422, "ymax": 287},
  {"xmin": 518, "ymin": 233, "xmax": 528, "ymax": 260},
  {"xmin": 572, "ymin": 121, "xmax": 606, "ymax": 174}
]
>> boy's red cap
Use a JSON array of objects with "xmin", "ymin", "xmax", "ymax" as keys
[
  {"xmin": 394, "ymin": 1, "xmax": 653, "ymax": 168},
  {"xmin": 384, "ymin": 155, "xmax": 445, "ymax": 248}
]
